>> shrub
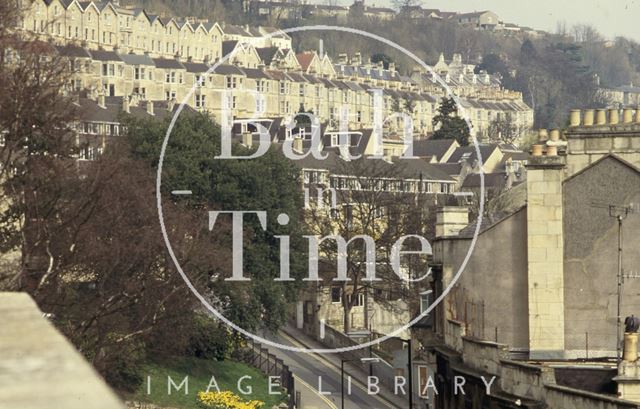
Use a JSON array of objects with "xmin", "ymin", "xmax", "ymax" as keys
[
  {"xmin": 100, "ymin": 338, "xmax": 146, "ymax": 392},
  {"xmin": 187, "ymin": 314, "xmax": 230, "ymax": 361}
]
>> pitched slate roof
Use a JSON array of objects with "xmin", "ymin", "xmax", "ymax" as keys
[
  {"xmin": 412, "ymin": 139, "xmax": 458, "ymax": 160},
  {"xmin": 212, "ymin": 64, "xmax": 245, "ymax": 76},
  {"xmin": 182, "ymin": 61, "xmax": 211, "ymax": 73},
  {"xmin": 240, "ymin": 68, "xmax": 271, "ymax": 79},
  {"xmin": 55, "ymin": 44, "xmax": 91, "ymax": 58},
  {"xmin": 447, "ymin": 144, "xmax": 500, "ymax": 164},
  {"xmin": 256, "ymin": 47, "xmax": 280, "ymax": 65},
  {"xmin": 152, "ymin": 58, "xmax": 185, "ymax": 70},
  {"xmin": 89, "ymin": 49, "xmax": 122, "ymax": 62},
  {"xmin": 222, "ymin": 39, "xmax": 240, "ymax": 57},
  {"xmin": 295, "ymin": 149, "xmax": 454, "ymax": 182},
  {"xmin": 119, "ymin": 53, "xmax": 155, "ymax": 66},
  {"xmin": 461, "ymin": 172, "xmax": 508, "ymax": 189}
]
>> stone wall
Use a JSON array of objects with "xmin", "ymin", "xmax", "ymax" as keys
[
  {"xmin": 563, "ymin": 155, "xmax": 640, "ymax": 357},
  {"xmin": 452, "ymin": 337, "xmax": 639, "ymax": 409},
  {"xmin": 0, "ymin": 292, "xmax": 124, "ymax": 409}
]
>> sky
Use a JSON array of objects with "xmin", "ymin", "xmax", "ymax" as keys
[{"xmin": 333, "ymin": 0, "xmax": 640, "ymax": 41}]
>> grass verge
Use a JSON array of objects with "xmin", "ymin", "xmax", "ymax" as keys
[{"xmin": 131, "ymin": 356, "xmax": 286, "ymax": 409}]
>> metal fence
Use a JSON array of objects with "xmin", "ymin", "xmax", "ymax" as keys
[{"xmin": 238, "ymin": 338, "xmax": 297, "ymax": 408}]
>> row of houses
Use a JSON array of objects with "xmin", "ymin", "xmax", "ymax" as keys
[
  {"xmin": 17, "ymin": 0, "xmax": 533, "ymax": 140},
  {"xmin": 53, "ymin": 45, "xmax": 532, "ymax": 140},
  {"xmin": 18, "ymin": 0, "xmax": 292, "ymax": 64}
]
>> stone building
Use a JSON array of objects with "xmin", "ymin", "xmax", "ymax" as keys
[
  {"xmin": 411, "ymin": 112, "xmax": 640, "ymax": 408},
  {"xmin": 15, "ymin": 0, "xmax": 533, "ymax": 143}
]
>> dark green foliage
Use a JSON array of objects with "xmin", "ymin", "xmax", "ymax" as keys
[
  {"xmin": 431, "ymin": 97, "xmax": 471, "ymax": 146},
  {"xmin": 371, "ymin": 53, "xmax": 393, "ymax": 69},
  {"xmin": 122, "ymin": 111, "xmax": 306, "ymax": 332},
  {"xmin": 475, "ymin": 53, "xmax": 509, "ymax": 79},
  {"xmin": 187, "ymin": 314, "xmax": 230, "ymax": 361}
]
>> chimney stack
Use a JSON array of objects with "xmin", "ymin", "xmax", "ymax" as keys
[
  {"xmin": 122, "ymin": 95, "xmax": 130, "ymax": 114},
  {"xmin": 351, "ymin": 52, "xmax": 362, "ymax": 66},
  {"xmin": 525, "ymin": 153, "xmax": 566, "ymax": 359},
  {"xmin": 98, "ymin": 93, "xmax": 106, "ymax": 109},
  {"xmin": 435, "ymin": 207, "xmax": 469, "ymax": 238}
]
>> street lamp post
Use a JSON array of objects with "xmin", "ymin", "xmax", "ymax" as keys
[
  {"xmin": 340, "ymin": 357, "xmax": 380, "ymax": 409},
  {"xmin": 399, "ymin": 338, "xmax": 414, "ymax": 409}
]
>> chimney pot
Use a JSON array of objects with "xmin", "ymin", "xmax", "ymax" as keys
[
  {"xmin": 549, "ymin": 129, "xmax": 560, "ymax": 142},
  {"xmin": 609, "ymin": 108, "xmax": 620, "ymax": 125},
  {"xmin": 531, "ymin": 144, "xmax": 543, "ymax": 157},
  {"xmin": 538, "ymin": 129, "xmax": 548, "ymax": 141},
  {"xmin": 635, "ymin": 107, "xmax": 640, "ymax": 123},
  {"xmin": 595, "ymin": 109, "xmax": 607, "ymax": 125},
  {"xmin": 146, "ymin": 100, "xmax": 154, "ymax": 116},
  {"xmin": 583, "ymin": 109, "xmax": 595, "ymax": 126},
  {"xmin": 623, "ymin": 108, "xmax": 634, "ymax": 124},
  {"xmin": 569, "ymin": 109, "xmax": 581, "ymax": 127},
  {"xmin": 435, "ymin": 206, "xmax": 469, "ymax": 238},
  {"xmin": 546, "ymin": 145, "xmax": 558, "ymax": 156},
  {"xmin": 624, "ymin": 332, "xmax": 639, "ymax": 362},
  {"xmin": 293, "ymin": 137, "xmax": 304, "ymax": 153}
]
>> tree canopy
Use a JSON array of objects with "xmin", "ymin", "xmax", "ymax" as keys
[{"xmin": 431, "ymin": 97, "xmax": 471, "ymax": 146}]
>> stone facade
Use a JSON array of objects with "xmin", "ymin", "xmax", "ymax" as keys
[{"xmin": 421, "ymin": 124, "xmax": 640, "ymax": 407}]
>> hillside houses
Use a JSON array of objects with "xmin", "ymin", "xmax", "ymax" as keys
[{"xmin": 15, "ymin": 0, "xmax": 533, "ymax": 155}]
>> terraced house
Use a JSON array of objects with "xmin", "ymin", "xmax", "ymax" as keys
[{"xmin": 15, "ymin": 0, "xmax": 533, "ymax": 143}]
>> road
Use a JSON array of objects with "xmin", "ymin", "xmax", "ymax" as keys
[{"xmin": 260, "ymin": 331, "xmax": 402, "ymax": 409}]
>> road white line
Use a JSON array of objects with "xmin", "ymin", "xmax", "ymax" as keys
[
  {"xmin": 294, "ymin": 374, "xmax": 338, "ymax": 409},
  {"xmin": 280, "ymin": 331, "xmax": 398, "ymax": 409}
]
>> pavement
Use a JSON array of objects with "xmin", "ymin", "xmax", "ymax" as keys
[{"xmin": 260, "ymin": 325, "xmax": 410, "ymax": 409}]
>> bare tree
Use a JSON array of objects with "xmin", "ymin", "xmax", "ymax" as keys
[
  {"xmin": 305, "ymin": 157, "xmax": 433, "ymax": 333},
  {"xmin": 487, "ymin": 113, "xmax": 529, "ymax": 146}
]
